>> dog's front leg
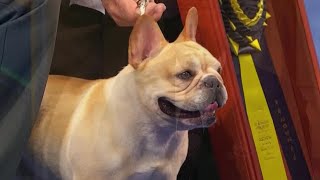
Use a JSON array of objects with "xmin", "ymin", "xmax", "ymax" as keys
[
  {"xmin": 128, "ymin": 169, "xmax": 176, "ymax": 180},
  {"xmin": 71, "ymin": 174, "xmax": 106, "ymax": 180},
  {"xmin": 151, "ymin": 172, "xmax": 176, "ymax": 180},
  {"xmin": 150, "ymin": 168, "xmax": 179, "ymax": 180}
]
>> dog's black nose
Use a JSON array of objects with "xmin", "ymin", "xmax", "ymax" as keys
[{"xmin": 203, "ymin": 75, "xmax": 220, "ymax": 89}]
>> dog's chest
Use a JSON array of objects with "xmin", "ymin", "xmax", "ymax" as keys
[
  {"xmin": 124, "ymin": 134, "xmax": 188, "ymax": 180},
  {"xmin": 127, "ymin": 169, "xmax": 169, "ymax": 180},
  {"xmin": 126, "ymin": 154, "xmax": 184, "ymax": 180}
]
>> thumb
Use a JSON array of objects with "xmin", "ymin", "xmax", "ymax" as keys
[{"xmin": 146, "ymin": 3, "xmax": 166, "ymax": 21}]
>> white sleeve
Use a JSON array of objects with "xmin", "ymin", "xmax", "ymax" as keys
[{"xmin": 70, "ymin": 0, "xmax": 105, "ymax": 14}]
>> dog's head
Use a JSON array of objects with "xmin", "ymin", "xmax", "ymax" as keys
[{"xmin": 128, "ymin": 7, "xmax": 228, "ymax": 130}]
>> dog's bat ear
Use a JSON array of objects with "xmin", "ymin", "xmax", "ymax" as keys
[
  {"xmin": 128, "ymin": 15, "xmax": 168, "ymax": 69},
  {"xmin": 176, "ymin": 7, "xmax": 198, "ymax": 42}
]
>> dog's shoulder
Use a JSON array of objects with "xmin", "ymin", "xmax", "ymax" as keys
[{"xmin": 46, "ymin": 75, "xmax": 93, "ymax": 92}]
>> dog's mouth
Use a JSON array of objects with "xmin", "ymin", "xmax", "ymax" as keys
[{"xmin": 158, "ymin": 97, "xmax": 218, "ymax": 119}]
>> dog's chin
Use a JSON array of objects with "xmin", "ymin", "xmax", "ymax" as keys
[{"xmin": 157, "ymin": 97, "xmax": 218, "ymax": 130}]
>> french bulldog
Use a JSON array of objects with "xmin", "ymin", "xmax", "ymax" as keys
[{"xmin": 28, "ymin": 7, "xmax": 228, "ymax": 180}]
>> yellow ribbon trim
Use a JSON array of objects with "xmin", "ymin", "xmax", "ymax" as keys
[
  {"xmin": 228, "ymin": 36, "xmax": 240, "ymax": 55},
  {"xmin": 239, "ymin": 54, "xmax": 287, "ymax": 180},
  {"xmin": 266, "ymin": 12, "xmax": 271, "ymax": 19},
  {"xmin": 230, "ymin": 0, "xmax": 264, "ymax": 26},
  {"xmin": 229, "ymin": 20, "xmax": 237, "ymax": 30},
  {"xmin": 249, "ymin": 39, "xmax": 262, "ymax": 51}
]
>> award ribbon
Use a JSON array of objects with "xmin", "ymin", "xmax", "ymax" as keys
[
  {"xmin": 239, "ymin": 54, "xmax": 287, "ymax": 180},
  {"xmin": 251, "ymin": 37, "xmax": 311, "ymax": 180},
  {"xmin": 220, "ymin": 0, "xmax": 311, "ymax": 179}
]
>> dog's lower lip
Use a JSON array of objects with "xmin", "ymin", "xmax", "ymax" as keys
[
  {"xmin": 204, "ymin": 102, "xmax": 218, "ymax": 112},
  {"xmin": 158, "ymin": 97, "xmax": 201, "ymax": 118}
]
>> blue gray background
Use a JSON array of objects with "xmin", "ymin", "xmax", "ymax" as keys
[{"xmin": 304, "ymin": 0, "xmax": 320, "ymax": 65}]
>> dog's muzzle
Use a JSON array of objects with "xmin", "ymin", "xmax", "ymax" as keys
[{"xmin": 200, "ymin": 75, "xmax": 225, "ymax": 107}]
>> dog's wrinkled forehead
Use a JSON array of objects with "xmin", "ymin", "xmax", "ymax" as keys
[{"xmin": 154, "ymin": 41, "xmax": 221, "ymax": 70}]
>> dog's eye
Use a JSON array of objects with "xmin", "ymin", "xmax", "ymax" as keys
[
  {"xmin": 177, "ymin": 71, "xmax": 193, "ymax": 80},
  {"xmin": 217, "ymin": 66, "xmax": 222, "ymax": 74}
]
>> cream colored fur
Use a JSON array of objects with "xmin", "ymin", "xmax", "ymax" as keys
[{"xmin": 28, "ymin": 7, "xmax": 227, "ymax": 180}]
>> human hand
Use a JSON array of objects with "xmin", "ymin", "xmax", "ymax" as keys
[{"xmin": 102, "ymin": 0, "xmax": 166, "ymax": 27}]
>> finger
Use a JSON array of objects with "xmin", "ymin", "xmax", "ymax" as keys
[
  {"xmin": 145, "ymin": 2, "xmax": 157, "ymax": 14},
  {"xmin": 126, "ymin": 0, "xmax": 139, "ymax": 17},
  {"xmin": 147, "ymin": 3, "xmax": 166, "ymax": 21},
  {"xmin": 146, "ymin": 3, "xmax": 166, "ymax": 15},
  {"xmin": 121, "ymin": 0, "xmax": 139, "ymax": 25},
  {"xmin": 104, "ymin": 0, "xmax": 139, "ymax": 26}
]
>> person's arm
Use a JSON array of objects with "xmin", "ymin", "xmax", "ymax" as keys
[
  {"xmin": 70, "ymin": 0, "xmax": 166, "ymax": 27},
  {"xmin": 70, "ymin": 0, "xmax": 105, "ymax": 14},
  {"xmin": 102, "ymin": 0, "xmax": 166, "ymax": 26}
]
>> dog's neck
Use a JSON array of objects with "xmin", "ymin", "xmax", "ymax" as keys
[{"xmin": 101, "ymin": 65, "xmax": 187, "ymax": 157}]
